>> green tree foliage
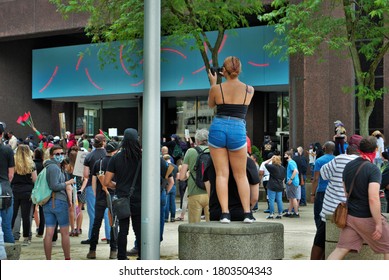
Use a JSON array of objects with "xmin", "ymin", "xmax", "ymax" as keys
[
  {"xmin": 49, "ymin": 0, "xmax": 263, "ymax": 82},
  {"xmin": 259, "ymin": 0, "xmax": 389, "ymax": 136}
]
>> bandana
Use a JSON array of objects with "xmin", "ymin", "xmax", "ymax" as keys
[{"xmin": 358, "ymin": 151, "xmax": 376, "ymax": 163}]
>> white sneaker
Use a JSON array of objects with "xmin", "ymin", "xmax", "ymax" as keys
[
  {"xmin": 243, "ymin": 212, "xmax": 255, "ymax": 224},
  {"xmin": 220, "ymin": 213, "xmax": 231, "ymax": 224}
]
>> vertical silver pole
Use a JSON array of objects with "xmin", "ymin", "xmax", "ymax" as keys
[{"xmin": 141, "ymin": 0, "xmax": 161, "ymax": 259}]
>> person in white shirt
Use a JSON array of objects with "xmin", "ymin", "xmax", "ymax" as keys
[
  {"xmin": 372, "ymin": 130, "xmax": 385, "ymax": 168},
  {"xmin": 259, "ymin": 153, "xmax": 272, "ymax": 213}
]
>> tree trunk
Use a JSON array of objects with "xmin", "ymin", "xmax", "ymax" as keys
[{"xmin": 357, "ymin": 96, "xmax": 374, "ymax": 137}]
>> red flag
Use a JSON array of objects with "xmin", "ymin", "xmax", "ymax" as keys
[
  {"xmin": 99, "ymin": 129, "xmax": 111, "ymax": 140},
  {"xmin": 16, "ymin": 116, "xmax": 25, "ymax": 126}
]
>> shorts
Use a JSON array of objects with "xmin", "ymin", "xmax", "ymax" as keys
[
  {"xmin": 42, "ymin": 198, "xmax": 69, "ymax": 228},
  {"xmin": 337, "ymin": 215, "xmax": 389, "ymax": 253},
  {"xmin": 286, "ymin": 184, "xmax": 299, "ymax": 199},
  {"xmin": 208, "ymin": 116, "xmax": 247, "ymax": 151}
]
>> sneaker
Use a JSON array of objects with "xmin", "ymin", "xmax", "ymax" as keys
[
  {"xmin": 126, "ymin": 247, "xmax": 139, "ymax": 256},
  {"xmin": 22, "ymin": 238, "xmax": 30, "ymax": 246},
  {"xmin": 266, "ymin": 215, "xmax": 274, "ymax": 219},
  {"xmin": 283, "ymin": 213, "xmax": 293, "ymax": 217},
  {"xmin": 170, "ymin": 218, "xmax": 175, "ymax": 222},
  {"xmin": 81, "ymin": 239, "xmax": 91, "ymax": 245},
  {"xmin": 290, "ymin": 213, "xmax": 300, "ymax": 218},
  {"xmin": 109, "ymin": 250, "xmax": 117, "ymax": 259},
  {"xmin": 263, "ymin": 209, "xmax": 270, "ymax": 213},
  {"xmin": 243, "ymin": 212, "xmax": 255, "ymax": 224},
  {"xmin": 86, "ymin": 251, "xmax": 96, "ymax": 259},
  {"xmin": 220, "ymin": 213, "xmax": 231, "ymax": 224},
  {"xmin": 101, "ymin": 237, "xmax": 110, "ymax": 244},
  {"xmin": 275, "ymin": 215, "xmax": 282, "ymax": 219}
]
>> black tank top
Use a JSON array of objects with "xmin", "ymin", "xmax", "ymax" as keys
[{"xmin": 216, "ymin": 84, "xmax": 249, "ymax": 119}]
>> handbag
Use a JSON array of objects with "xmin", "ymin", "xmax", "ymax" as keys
[
  {"xmin": 113, "ymin": 163, "xmax": 140, "ymax": 220},
  {"xmin": 0, "ymin": 181, "xmax": 12, "ymax": 210},
  {"xmin": 332, "ymin": 161, "xmax": 368, "ymax": 228}
]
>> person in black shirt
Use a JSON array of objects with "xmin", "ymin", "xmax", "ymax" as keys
[
  {"xmin": 87, "ymin": 141, "xmax": 119, "ymax": 260},
  {"xmin": 204, "ymin": 156, "xmax": 259, "ymax": 221},
  {"xmin": 104, "ymin": 128, "xmax": 142, "ymax": 260},
  {"xmin": 328, "ymin": 136, "xmax": 389, "ymax": 260}
]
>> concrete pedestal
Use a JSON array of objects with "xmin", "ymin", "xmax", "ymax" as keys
[{"xmin": 178, "ymin": 222, "xmax": 284, "ymax": 260}]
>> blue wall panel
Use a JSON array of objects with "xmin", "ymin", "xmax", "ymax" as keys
[{"xmin": 32, "ymin": 26, "xmax": 288, "ymax": 99}]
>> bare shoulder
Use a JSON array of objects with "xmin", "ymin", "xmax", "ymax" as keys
[{"xmin": 247, "ymin": 85, "xmax": 255, "ymax": 94}]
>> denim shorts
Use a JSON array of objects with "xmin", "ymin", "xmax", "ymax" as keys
[
  {"xmin": 208, "ymin": 116, "xmax": 247, "ymax": 151},
  {"xmin": 42, "ymin": 199, "xmax": 69, "ymax": 228}
]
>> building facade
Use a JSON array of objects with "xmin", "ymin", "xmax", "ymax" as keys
[{"xmin": 0, "ymin": 1, "xmax": 387, "ymax": 153}]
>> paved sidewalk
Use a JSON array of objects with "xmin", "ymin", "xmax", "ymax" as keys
[{"xmin": 18, "ymin": 202, "xmax": 316, "ymax": 260}]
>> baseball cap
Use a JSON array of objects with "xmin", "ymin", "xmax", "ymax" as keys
[
  {"xmin": 94, "ymin": 134, "xmax": 106, "ymax": 143},
  {"xmin": 123, "ymin": 128, "xmax": 138, "ymax": 142},
  {"xmin": 348, "ymin": 134, "xmax": 363, "ymax": 148},
  {"xmin": 106, "ymin": 141, "xmax": 119, "ymax": 153}
]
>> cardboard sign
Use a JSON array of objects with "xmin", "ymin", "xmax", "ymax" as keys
[
  {"xmin": 58, "ymin": 113, "xmax": 66, "ymax": 139},
  {"xmin": 73, "ymin": 151, "xmax": 88, "ymax": 177}
]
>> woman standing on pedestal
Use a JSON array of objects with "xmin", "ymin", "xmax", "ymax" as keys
[{"xmin": 207, "ymin": 56, "xmax": 255, "ymax": 224}]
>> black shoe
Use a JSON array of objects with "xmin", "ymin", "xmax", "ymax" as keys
[
  {"xmin": 126, "ymin": 247, "xmax": 139, "ymax": 256},
  {"xmin": 81, "ymin": 239, "xmax": 91, "ymax": 245},
  {"xmin": 220, "ymin": 213, "xmax": 231, "ymax": 224},
  {"xmin": 291, "ymin": 213, "xmax": 300, "ymax": 218},
  {"xmin": 283, "ymin": 213, "xmax": 292, "ymax": 217},
  {"xmin": 243, "ymin": 212, "xmax": 255, "ymax": 223},
  {"xmin": 275, "ymin": 215, "xmax": 282, "ymax": 219}
]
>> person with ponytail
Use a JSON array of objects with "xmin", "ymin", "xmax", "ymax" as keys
[{"xmin": 207, "ymin": 56, "xmax": 255, "ymax": 224}]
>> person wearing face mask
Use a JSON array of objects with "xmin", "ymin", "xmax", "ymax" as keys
[
  {"xmin": 42, "ymin": 145, "xmax": 74, "ymax": 260},
  {"xmin": 328, "ymin": 136, "xmax": 389, "ymax": 260}
]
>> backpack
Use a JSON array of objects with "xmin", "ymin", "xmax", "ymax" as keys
[
  {"xmin": 31, "ymin": 168, "xmax": 52, "ymax": 206},
  {"xmin": 190, "ymin": 146, "xmax": 210, "ymax": 190},
  {"xmin": 172, "ymin": 143, "xmax": 183, "ymax": 158}
]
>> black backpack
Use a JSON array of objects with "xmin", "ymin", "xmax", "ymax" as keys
[{"xmin": 190, "ymin": 146, "xmax": 210, "ymax": 190}]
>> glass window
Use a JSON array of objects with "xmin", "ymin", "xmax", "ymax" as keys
[{"xmin": 176, "ymin": 97, "xmax": 214, "ymax": 138}]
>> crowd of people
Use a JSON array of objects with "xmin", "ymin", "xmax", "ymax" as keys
[{"xmin": 1, "ymin": 55, "xmax": 389, "ymax": 261}]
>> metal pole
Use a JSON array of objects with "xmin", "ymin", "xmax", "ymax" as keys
[{"xmin": 141, "ymin": 0, "xmax": 161, "ymax": 260}]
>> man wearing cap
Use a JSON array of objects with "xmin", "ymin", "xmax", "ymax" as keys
[
  {"xmin": 87, "ymin": 141, "xmax": 119, "ymax": 260},
  {"xmin": 80, "ymin": 133, "xmax": 107, "ymax": 245},
  {"xmin": 0, "ymin": 123, "xmax": 15, "ymax": 243},
  {"xmin": 310, "ymin": 134, "xmax": 362, "ymax": 259}
]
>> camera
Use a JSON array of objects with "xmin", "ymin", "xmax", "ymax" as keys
[{"xmin": 210, "ymin": 66, "xmax": 223, "ymax": 75}]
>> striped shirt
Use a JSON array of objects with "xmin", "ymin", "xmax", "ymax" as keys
[{"xmin": 319, "ymin": 154, "xmax": 359, "ymax": 221}]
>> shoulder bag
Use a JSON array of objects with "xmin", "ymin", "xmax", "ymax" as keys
[
  {"xmin": 332, "ymin": 161, "xmax": 368, "ymax": 228},
  {"xmin": 113, "ymin": 163, "xmax": 140, "ymax": 220}
]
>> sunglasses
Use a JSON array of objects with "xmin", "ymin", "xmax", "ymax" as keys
[{"xmin": 54, "ymin": 152, "xmax": 65, "ymax": 156}]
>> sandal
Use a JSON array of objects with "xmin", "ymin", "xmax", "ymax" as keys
[{"xmin": 175, "ymin": 217, "xmax": 184, "ymax": 221}]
